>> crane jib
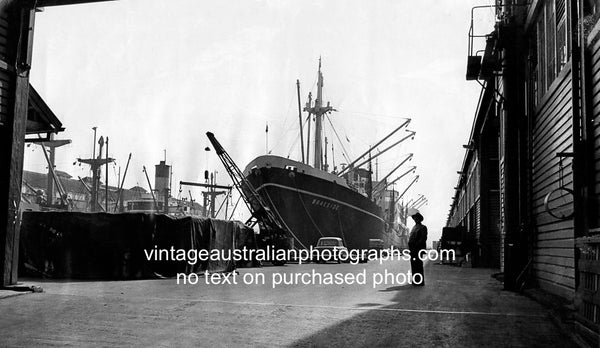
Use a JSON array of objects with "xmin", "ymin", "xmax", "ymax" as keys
[{"xmin": 205, "ymin": 132, "xmax": 287, "ymax": 233}]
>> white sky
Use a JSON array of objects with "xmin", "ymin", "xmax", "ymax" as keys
[{"xmin": 24, "ymin": 0, "xmax": 497, "ymax": 242}]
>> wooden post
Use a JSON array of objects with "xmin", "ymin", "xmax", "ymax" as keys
[
  {"xmin": 105, "ymin": 136, "xmax": 108, "ymax": 211},
  {"xmin": 500, "ymin": 9, "xmax": 528, "ymax": 291},
  {"xmin": 0, "ymin": 5, "xmax": 35, "ymax": 287},
  {"xmin": 46, "ymin": 133, "xmax": 55, "ymax": 204},
  {"xmin": 570, "ymin": 0, "xmax": 584, "ymax": 292}
]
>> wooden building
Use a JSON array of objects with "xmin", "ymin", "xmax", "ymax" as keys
[
  {"xmin": 448, "ymin": 0, "xmax": 600, "ymax": 341},
  {"xmin": 447, "ymin": 81, "xmax": 501, "ymax": 269},
  {"xmin": 0, "ymin": 0, "xmax": 112, "ymax": 287}
]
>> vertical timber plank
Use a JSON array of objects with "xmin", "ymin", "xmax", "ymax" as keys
[{"xmin": 0, "ymin": 5, "xmax": 34, "ymax": 287}]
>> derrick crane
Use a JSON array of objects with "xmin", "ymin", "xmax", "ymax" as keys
[
  {"xmin": 205, "ymin": 132, "xmax": 285, "ymax": 231},
  {"xmin": 206, "ymin": 132, "xmax": 292, "ymax": 265}
]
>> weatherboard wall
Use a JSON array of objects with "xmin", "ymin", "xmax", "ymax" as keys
[{"xmin": 530, "ymin": 62, "xmax": 575, "ymax": 299}]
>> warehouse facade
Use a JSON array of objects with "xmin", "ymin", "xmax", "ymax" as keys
[{"xmin": 448, "ymin": 0, "xmax": 599, "ymax": 339}]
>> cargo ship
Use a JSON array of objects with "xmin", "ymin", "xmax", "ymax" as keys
[{"xmin": 243, "ymin": 60, "xmax": 402, "ymax": 250}]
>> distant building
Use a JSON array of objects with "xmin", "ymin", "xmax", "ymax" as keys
[{"xmin": 20, "ymin": 170, "xmax": 203, "ymax": 215}]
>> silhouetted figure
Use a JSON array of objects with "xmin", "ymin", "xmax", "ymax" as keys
[{"xmin": 408, "ymin": 212, "xmax": 427, "ymax": 286}]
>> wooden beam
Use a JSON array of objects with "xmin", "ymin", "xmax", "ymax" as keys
[
  {"xmin": 0, "ymin": 5, "xmax": 35, "ymax": 287},
  {"xmin": 39, "ymin": 139, "xmax": 70, "ymax": 147},
  {"xmin": 37, "ymin": 0, "xmax": 115, "ymax": 7}
]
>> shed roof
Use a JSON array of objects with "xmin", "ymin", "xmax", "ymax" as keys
[
  {"xmin": 37, "ymin": 0, "xmax": 114, "ymax": 7},
  {"xmin": 26, "ymin": 84, "xmax": 63, "ymax": 136}
]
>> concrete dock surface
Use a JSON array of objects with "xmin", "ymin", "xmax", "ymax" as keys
[{"xmin": 0, "ymin": 259, "xmax": 578, "ymax": 347}]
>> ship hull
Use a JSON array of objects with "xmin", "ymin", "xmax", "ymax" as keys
[{"xmin": 245, "ymin": 163, "xmax": 398, "ymax": 250}]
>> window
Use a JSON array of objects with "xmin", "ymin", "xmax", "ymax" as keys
[
  {"xmin": 317, "ymin": 238, "xmax": 343, "ymax": 247},
  {"xmin": 546, "ymin": 0, "xmax": 557, "ymax": 85},
  {"xmin": 556, "ymin": 0, "xmax": 567, "ymax": 69},
  {"xmin": 537, "ymin": 12, "xmax": 546, "ymax": 98},
  {"xmin": 532, "ymin": 0, "xmax": 570, "ymax": 105}
]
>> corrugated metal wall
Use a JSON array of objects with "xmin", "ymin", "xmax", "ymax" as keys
[{"xmin": 531, "ymin": 64, "xmax": 575, "ymax": 299}]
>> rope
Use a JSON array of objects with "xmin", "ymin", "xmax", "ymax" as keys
[
  {"xmin": 261, "ymin": 187, "xmax": 308, "ymax": 249},
  {"xmin": 295, "ymin": 184, "xmax": 325, "ymax": 238},
  {"xmin": 336, "ymin": 210, "xmax": 348, "ymax": 247},
  {"xmin": 228, "ymin": 195, "xmax": 242, "ymax": 220}
]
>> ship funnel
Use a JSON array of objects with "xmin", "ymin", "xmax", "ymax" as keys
[{"xmin": 155, "ymin": 160, "xmax": 171, "ymax": 198}]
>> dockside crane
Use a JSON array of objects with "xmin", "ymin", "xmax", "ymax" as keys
[
  {"xmin": 206, "ymin": 132, "xmax": 299, "ymax": 259},
  {"xmin": 206, "ymin": 132, "xmax": 284, "ymax": 229}
]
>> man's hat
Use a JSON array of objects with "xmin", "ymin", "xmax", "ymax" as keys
[{"xmin": 407, "ymin": 207, "xmax": 420, "ymax": 216}]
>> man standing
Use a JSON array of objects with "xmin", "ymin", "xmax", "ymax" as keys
[{"xmin": 408, "ymin": 210, "xmax": 427, "ymax": 286}]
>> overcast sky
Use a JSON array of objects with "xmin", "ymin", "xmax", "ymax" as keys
[{"xmin": 24, "ymin": 0, "xmax": 496, "ymax": 242}]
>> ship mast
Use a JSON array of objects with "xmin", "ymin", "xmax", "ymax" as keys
[{"xmin": 304, "ymin": 58, "xmax": 335, "ymax": 170}]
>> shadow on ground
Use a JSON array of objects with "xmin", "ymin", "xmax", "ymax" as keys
[{"xmin": 289, "ymin": 264, "xmax": 577, "ymax": 348}]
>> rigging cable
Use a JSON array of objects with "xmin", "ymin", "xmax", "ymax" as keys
[
  {"xmin": 293, "ymin": 176, "xmax": 325, "ymax": 238},
  {"xmin": 325, "ymin": 114, "xmax": 351, "ymax": 163},
  {"xmin": 228, "ymin": 195, "xmax": 242, "ymax": 220},
  {"xmin": 214, "ymin": 193, "xmax": 228, "ymax": 218},
  {"xmin": 269, "ymin": 86, "xmax": 297, "ymax": 154},
  {"xmin": 285, "ymin": 132, "xmax": 301, "ymax": 159},
  {"xmin": 341, "ymin": 110, "xmax": 410, "ymax": 121},
  {"xmin": 336, "ymin": 209, "xmax": 348, "ymax": 248},
  {"xmin": 261, "ymin": 187, "xmax": 308, "ymax": 249},
  {"xmin": 286, "ymin": 115, "xmax": 309, "ymax": 158}
]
